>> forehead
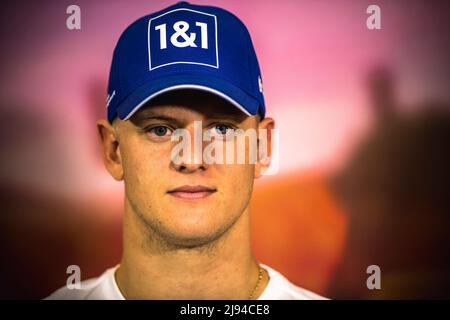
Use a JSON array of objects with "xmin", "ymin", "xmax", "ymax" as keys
[{"xmin": 130, "ymin": 89, "xmax": 248, "ymax": 123}]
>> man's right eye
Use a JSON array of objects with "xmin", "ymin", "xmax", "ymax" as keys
[{"xmin": 145, "ymin": 125, "xmax": 173, "ymax": 139}]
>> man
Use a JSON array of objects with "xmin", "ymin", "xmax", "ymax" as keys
[{"xmin": 47, "ymin": 1, "xmax": 325, "ymax": 300}]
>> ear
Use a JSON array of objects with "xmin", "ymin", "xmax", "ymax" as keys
[
  {"xmin": 96, "ymin": 119, "xmax": 124, "ymax": 181},
  {"xmin": 254, "ymin": 117, "xmax": 275, "ymax": 179}
]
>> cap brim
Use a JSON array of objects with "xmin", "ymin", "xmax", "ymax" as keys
[{"xmin": 116, "ymin": 73, "xmax": 260, "ymax": 121}]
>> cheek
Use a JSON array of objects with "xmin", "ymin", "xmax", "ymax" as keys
[
  {"xmin": 121, "ymin": 140, "xmax": 171, "ymax": 199},
  {"xmin": 217, "ymin": 164, "xmax": 255, "ymax": 202}
]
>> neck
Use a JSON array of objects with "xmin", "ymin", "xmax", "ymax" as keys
[{"xmin": 115, "ymin": 199, "xmax": 267, "ymax": 299}]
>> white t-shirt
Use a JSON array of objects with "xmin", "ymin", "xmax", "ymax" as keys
[{"xmin": 45, "ymin": 263, "xmax": 327, "ymax": 300}]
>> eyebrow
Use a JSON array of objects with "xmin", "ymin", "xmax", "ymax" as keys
[
  {"xmin": 132, "ymin": 113, "xmax": 185, "ymax": 127},
  {"xmin": 133, "ymin": 110, "xmax": 245, "ymax": 125},
  {"xmin": 204, "ymin": 115, "xmax": 246, "ymax": 124}
]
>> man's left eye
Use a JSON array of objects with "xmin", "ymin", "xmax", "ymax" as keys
[{"xmin": 214, "ymin": 124, "xmax": 232, "ymax": 135}]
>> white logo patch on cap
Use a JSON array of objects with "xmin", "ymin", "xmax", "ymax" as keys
[{"xmin": 148, "ymin": 8, "xmax": 219, "ymax": 70}]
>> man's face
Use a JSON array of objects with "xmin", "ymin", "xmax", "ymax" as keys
[{"xmin": 114, "ymin": 90, "xmax": 260, "ymax": 248}]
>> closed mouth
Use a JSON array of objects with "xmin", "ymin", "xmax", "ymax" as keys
[{"xmin": 167, "ymin": 185, "xmax": 217, "ymax": 199}]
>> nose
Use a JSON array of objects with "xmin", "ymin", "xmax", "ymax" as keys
[
  {"xmin": 172, "ymin": 161, "xmax": 207, "ymax": 174},
  {"xmin": 170, "ymin": 121, "xmax": 209, "ymax": 174}
]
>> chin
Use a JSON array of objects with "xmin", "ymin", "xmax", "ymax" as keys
[
  {"xmin": 164, "ymin": 202, "xmax": 220, "ymax": 224},
  {"xmin": 160, "ymin": 215, "xmax": 232, "ymax": 248},
  {"xmin": 172, "ymin": 220, "xmax": 218, "ymax": 238},
  {"xmin": 164, "ymin": 227, "xmax": 223, "ymax": 248}
]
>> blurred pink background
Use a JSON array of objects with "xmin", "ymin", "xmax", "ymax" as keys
[{"xmin": 0, "ymin": 0, "xmax": 449, "ymax": 299}]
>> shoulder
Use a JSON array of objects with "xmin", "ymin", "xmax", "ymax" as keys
[
  {"xmin": 259, "ymin": 264, "xmax": 329, "ymax": 300},
  {"xmin": 44, "ymin": 266, "xmax": 123, "ymax": 300}
]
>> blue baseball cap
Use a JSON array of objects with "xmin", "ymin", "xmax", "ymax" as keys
[{"xmin": 106, "ymin": 1, "xmax": 265, "ymax": 123}]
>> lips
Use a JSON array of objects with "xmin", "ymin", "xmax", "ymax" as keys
[{"xmin": 167, "ymin": 185, "xmax": 217, "ymax": 199}]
